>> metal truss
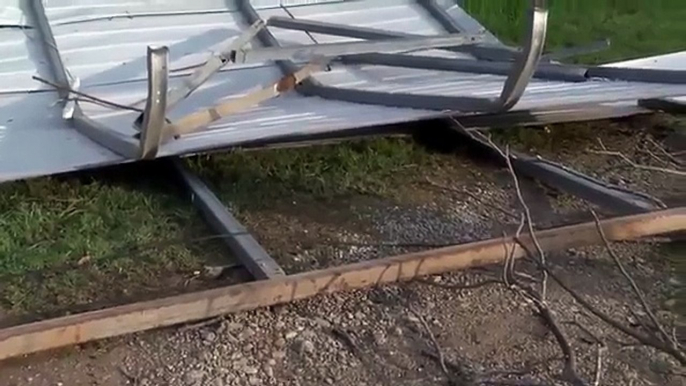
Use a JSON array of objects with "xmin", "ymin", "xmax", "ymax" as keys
[
  {"xmin": 28, "ymin": 0, "xmax": 551, "ymax": 160},
  {"xmin": 30, "ymin": 0, "xmax": 686, "ymax": 162}
]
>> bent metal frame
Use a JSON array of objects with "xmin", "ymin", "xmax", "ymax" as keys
[{"xmin": 27, "ymin": 0, "xmax": 550, "ymax": 161}]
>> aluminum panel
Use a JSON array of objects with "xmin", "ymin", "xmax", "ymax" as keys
[
  {"xmin": 0, "ymin": 0, "xmax": 25, "ymax": 26},
  {"xmin": 0, "ymin": 28, "xmax": 55, "ymax": 93},
  {"xmin": 0, "ymin": 0, "xmax": 685, "ymax": 184}
]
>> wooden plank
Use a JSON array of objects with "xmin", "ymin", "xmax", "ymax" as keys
[{"xmin": 0, "ymin": 208, "xmax": 684, "ymax": 362}]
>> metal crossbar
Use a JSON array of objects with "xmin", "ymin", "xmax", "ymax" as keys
[
  {"xmin": 133, "ymin": 19, "xmax": 487, "ymax": 156},
  {"xmin": 30, "ymin": 0, "xmax": 549, "ymax": 160}
]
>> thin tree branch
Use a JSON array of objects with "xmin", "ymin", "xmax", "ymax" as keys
[
  {"xmin": 591, "ymin": 210, "xmax": 677, "ymax": 349},
  {"xmin": 588, "ymin": 139, "xmax": 686, "ymax": 177},
  {"xmin": 409, "ymin": 307, "xmax": 450, "ymax": 380},
  {"xmin": 468, "ymin": 128, "xmax": 549, "ymax": 301},
  {"xmin": 593, "ymin": 345, "xmax": 605, "ymax": 386},
  {"xmin": 516, "ymin": 240, "xmax": 686, "ymax": 365},
  {"xmin": 424, "ymin": 177, "xmax": 518, "ymax": 219},
  {"xmin": 645, "ymin": 137, "xmax": 684, "ymax": 167},
  {"xmin": 505, "ymin": 215, "xmax": 527, "ymax": 287}
]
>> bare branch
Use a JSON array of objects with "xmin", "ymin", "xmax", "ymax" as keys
[
  {"xmin": 644, "ymin": 137, "xmax": 684, "ymax": 167},
  {"xmin": 505, "ymin": 215, "xmax": 527, "ymax": 287},
  {"xmin": 178, "ymin": 315, "xmax": 224, "ymax": 332},
  {"xmin": 516, "ymin": 240, "xmax": 686, "ymax": 365},
  {"xmin": 591, "ymin": 210, "xmax": 677, "ymax": 349},
  {"xmin": 593, "ymin": 345, "xmax": 606, "ymax": 386},
  {"xmin": 468, "ymin": 129, "xmax": 549, "ymax": 301},
  {"xmin": 415, "ymin": 278, "xmax": 502, "ymax": 291},
  {"xmin": 512, "ymin": 286, "xmax": 587, "ymax": 386},
  {"xmin": 424, "ymin": 177, "xmax": 518, "ymax": 219},
  {"xmin": 588, "ymin": 139, "xmax": 686, "ymax": 177},
  {"xmin": 564, "ymin": 319, "xmax": 603, "ymax": 346},
  {"xmin": 409, "ymin": 307, "xmax": 450, "ymax": 379}
]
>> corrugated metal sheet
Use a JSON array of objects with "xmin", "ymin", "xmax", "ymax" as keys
[{"xmin": 0, "ymin": 0, "xmax": 685, "ymax": 183}]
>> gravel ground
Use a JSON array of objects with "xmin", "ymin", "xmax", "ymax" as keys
[{"xmin": 0, "ymin": 126, "xmax": 684, "ymax": 386}]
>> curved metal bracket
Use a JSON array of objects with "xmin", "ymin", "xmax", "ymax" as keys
[
  {"xmin": 498, "ymin": 0, "xmax": 549, "ymax": 110},
  {"xmin": 139, "ymin": 46, "xmax": 170, "ymax": 159}
]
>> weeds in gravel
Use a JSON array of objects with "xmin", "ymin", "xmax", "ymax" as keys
[{"xmin": 188, "ymin": 138, "xmax": 437, "ymax": 209}]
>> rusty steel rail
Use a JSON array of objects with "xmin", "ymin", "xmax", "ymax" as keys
[{"xmin": 0, "ymin": 207, "xmax": 684, "ymax": 362}]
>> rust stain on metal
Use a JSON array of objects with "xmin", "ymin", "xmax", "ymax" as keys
[{"xmin": 276, "ymin": 74, "xmax": 297, "ymax": 93}]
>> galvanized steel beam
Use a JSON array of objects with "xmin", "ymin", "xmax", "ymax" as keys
[
  {"xmin": 638, "ymin": 97, "xmax": 686, "ymax": 114},
  {"xmin": 139, "ymin": 46, "xmax": 170, "ymax": 159},
  {"xmin": 239, "ymin": 0, "xmax": 549, "ymax": 113},
  {"xmin": 239, "ymin": 2, "xmax": 493, "ymax": 111},
  {"xmin": 72, "ymin": 105, "xmax": 140, "ymax": 159},
  {"xmin": 233, "ymin": 32, "xmax": 485, "ymax": 63},
  {"xmin": 269, "ymin": 16, "xmax": 586, "ymax": 82},
  {"xmin": 171, "ymin": 159, "xmax": 285, "ymax": 280},
  {"xmin": 340, "ymin": 53, "xmax": 587, "ymax": 82},
  {"xmin": 24, "ymin": 0, "xmax": 72, "ymax": 99},
  {"xmin": 448, "ymin": 120, "xmax": 666, "ymax": 215},
  {"xmin": 588, "ymin": 67, "xmax": 686, "ymax": 84}
]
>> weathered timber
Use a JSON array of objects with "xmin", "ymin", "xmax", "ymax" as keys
[{"xmin": 0, "ymin": 208, "xmax": 683, "ymax": 361}]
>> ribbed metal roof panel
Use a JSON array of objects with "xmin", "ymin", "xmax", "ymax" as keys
[{"xmin": 0, "ymin": 0, "xmax": 684, "ymax": 183}]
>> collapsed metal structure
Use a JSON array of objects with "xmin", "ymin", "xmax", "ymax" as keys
[
  {"xmin": 1, "ymin": 0, "xmax": 685, "ymax": 181},
  {"xmin": 0, "ymin": 0, "xmax": 684, "ymax": 257},
  {"xmin": 1, "ymin": 0, "xmax": 684, "ymax": 274}
]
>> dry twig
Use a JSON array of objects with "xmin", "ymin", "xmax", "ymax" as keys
[
  {"xmin": 644, "ymin": 137, "xmax": 684, "ymax": 167},
  {"xmin": 409, "ymin": 307, "xmax": 451, "ymax": 380},
  {"xmin": 416, "ymin": 278, "xmax": 502, "ymax": 291},
  {"xmin": 588, "ymin": 138, "xmax": 686, "ymax": 177},
  {"xmin": 516, "ymin": 241, "xmax": 686, "ymax": 365},
  {"xmin": 591, "ymin": 210, "xmax": 678, "ymax": 350},
  {"xmin": 424, "ymin": 177, "xmax": 518, "ymax": 219},
  {"xmin": 489, "ymin": 140, "xmax": 549, "ymax": 301},
  {"xmin": 566, "ymin": 319, "xmax": 606, "ymax": 386},
  {"xmin": 593, "ymin": 345, "xmax": 606, "ymax": 386},
  {"xmin": 464, "ymin": 125, "xmax": 586, "ymax": 385},
  {"xmin": 504, "ymin": 215, "xmax": 526, "ymax": 287},
  {"xmin": 511, "ymin": 285, "xmax": 587, "ymax": 386},
  {"xmin": 178, "ymin": 315, "xmax": 224, "ymax": 332}
]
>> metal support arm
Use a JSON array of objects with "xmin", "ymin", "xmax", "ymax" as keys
[
  {"xmin": 139, "ymin": 46, "xmax": 170, "ymax": 159},
  {"xmin": 498, "ymin": 0, "xmax": 548, "ymax": 110},
  {"xmin": 237, "ymin": 0, "xmax": 549, "ymax": 115}
]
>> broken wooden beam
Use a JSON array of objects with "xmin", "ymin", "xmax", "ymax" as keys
[{"xmin": 0, "ymin": 207, "xmax": 684, "ymax": 362}]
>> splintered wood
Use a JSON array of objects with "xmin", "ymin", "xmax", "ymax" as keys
[{"xmin": 0, "ymin": 208, "xmax": 684, "ymax": 361}]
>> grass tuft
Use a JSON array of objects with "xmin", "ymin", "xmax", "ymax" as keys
[{"xmin": 188, "ymin": 138, "xmax": 437, "ymax": 209}]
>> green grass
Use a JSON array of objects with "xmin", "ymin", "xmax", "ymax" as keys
[
  {"xmin": 0, "ymin": 169, "xmax": 216, "ymax": 316},
  {"xmin": 463, "ymin": 0, "xmax": 686, "ymax": 64},
  {"xmin": 189, "ymin": 138, "xmax": 437, "ymax": 210}
]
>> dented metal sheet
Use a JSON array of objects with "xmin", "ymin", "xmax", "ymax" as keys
[{"xmin": 1, "ymin": 0, "xmax": 685, "ymax": 183}]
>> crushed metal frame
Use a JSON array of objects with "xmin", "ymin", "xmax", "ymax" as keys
[
  {"xmin": 27, "ymin": 0, "xmax": 552, "ymax": 161},
  {"xmin": 237, "ymin": 0, "xmax": 549, "ymax": 113}
]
